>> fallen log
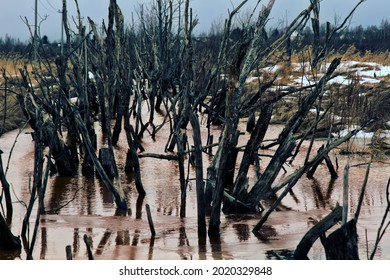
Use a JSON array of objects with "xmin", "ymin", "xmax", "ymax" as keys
[{"xmin": 137, "ymin": 153, "xmax": 178, "ymax": 161}]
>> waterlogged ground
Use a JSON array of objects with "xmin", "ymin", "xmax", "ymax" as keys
[{"xmin": 1, "ymin": 116, "xmax": 390, "ymax": 260}]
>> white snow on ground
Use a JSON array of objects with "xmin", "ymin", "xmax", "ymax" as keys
[
  {"xmin": 70, "ymin": 97, "xmax": 78, "ymax": 104},
  {"xmin": 332, "ymin": 125, "xmax": 390, "ymax": 139},
  {"xmin": 245, "ymin": 60, "xmax": 390, "ymax": 91},
  {"xmin": 246, "ymin": 76, "xmax": 259, "ymax": 83},
  {"xmin": 261, "ymin": 60, "xmax": 390, "ymax": 86},
  {"xmin": 333, "ymin": 126, "xmax": 374, "ymax": 138}
]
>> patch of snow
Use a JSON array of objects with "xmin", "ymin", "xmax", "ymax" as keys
[
  {"xmin": 333, "ymin": 125, "xmax": 373, "ymax": 138},
  {"xmin": 70, "ymin": 97, "xmax": 78, "ymax": 104},
  {"xmin": 380, "ymin": 130, "xmax": 390, "ymax": 138},
  {"xmin": 293, "ymin": 76, "xmax": 315, "ymax": 86},
  {"xmin": 327, "ymin": 75, "xmax": 349, "ymax": 85},
  {"xmin": 88, "ymin": 71, "xmax": 95, "ymax": 81},
  {"xmin": 360, "ymin": 77, "xmax": 380, "ymax": 84},
  {"xmin": 263, "ymin": 65, "xmax": 282, "ymax": 72}
]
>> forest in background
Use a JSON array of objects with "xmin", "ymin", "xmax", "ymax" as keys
[{"xmin": 3, "ymin": 17, "xmax": 390, "ymax": 57}]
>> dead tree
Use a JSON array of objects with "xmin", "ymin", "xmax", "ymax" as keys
[
  {"xmin": 294, "ymin": 163, "xmax": 370, "ymax": 260},
  {"xmin": 211, "ymin": 0, "xmax": 366, "ymax": 228},
  {"xmin": 207, "ymin": 0, "xmax": 325, "ymax": 236}
]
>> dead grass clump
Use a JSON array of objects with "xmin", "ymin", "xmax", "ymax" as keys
[{"xmin": 271, "ymin": 99, "xmax": 297, "ymax": 124}]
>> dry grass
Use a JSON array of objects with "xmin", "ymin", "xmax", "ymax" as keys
[
  {"xmin": 0, "ymin": 55, "xmax": 30, "ymax": 135},
  {"xmin": 0, "ymin": 93, "xmax": 26, "ymax": 136}
]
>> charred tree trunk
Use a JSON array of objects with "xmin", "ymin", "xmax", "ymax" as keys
[
  {"xmin": 176, "ymin": 133, "xmax": 188, "ymax": 218},
  {"xmin": 124, "ymin": 113, "xmax": 146, "ymax": 197},
  {"xmin": 0, "ymin": 212, "xmax": 21, "ymax": 250},
  {"xmin": 188, "ymin": 110, "xmax": 206, "ymax": 239},
  {"xmin": 246, "ymin": 110, "xmax": 256, "ymax": 132},
  {"xmin": 0, "ymin": 150, "xmax": 13, "ymax": 221},
  {"xmin": 230, "ymin": 58, "xmax": 341, "ymax": 212},
  {"xmin": 224, "ymin": 105, "xmax": 273, "ymax": 213},
  {"xmin": 246, "ymin": 133, "xmax": 296, "ymax": 210},
  {"xmin": 16, "ymin": 94, "xmax": 77, "ymax": 176}
]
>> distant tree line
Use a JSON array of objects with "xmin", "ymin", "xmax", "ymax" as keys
[
  {"xmin": 3, "ymin": 19, "xmax": 390, "ymax": 58},
  {"xmin": 0, "ymin": 34, "xmax": 59, "ymax": 58},
  {"xmin": 296, "ymin": 19, "xmax": 390, "ymax": 53}
]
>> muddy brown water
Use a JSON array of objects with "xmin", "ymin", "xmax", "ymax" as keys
[{"xmin": 1, "ymin": 118, "xmax": 389, "ymax": 260}]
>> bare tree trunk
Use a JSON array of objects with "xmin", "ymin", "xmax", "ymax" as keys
[
  {"xmin": 188, "ymin": 110, "xmax": 206, "ymax": 239},
  {"xmin": 124, "ymin": 113, "xmax": 146, "ymax": 197},
  {"xmin": 224, "ymin": 104, "xmax": 273, "ymax": 213},
  {"xmin": 73, "ymin": 107, "xmax": 128, "ymax": 210},
  {"xmin": 0, "ymin": 151, "xmax": 13, "ymax": 221}
]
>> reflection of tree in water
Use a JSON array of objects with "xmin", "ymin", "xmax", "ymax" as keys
[
  {"xmin": 94, "ymin": 230, "xmax": 112, "ymax": 256},
  {"xmin": 72, "ymin": 228, "xmax": 80, "ymax": 258},
  {"xmin": 48, "ymin": 176, "xmax": 99, "ymax": 215},
  {"xmin": 115, "ymin": 230, "xmax": 130, "ymax": 245},
  {"xmin": 309, "ymin": 177, "xmax": 336, "ymax": 209},
  {"xmin": 177, "ymin": 225, "xmax": 193, "ymax": 260},
  {"xmin": 265, "ymin": 249, "xmax": 295, "ymax": 260},
  {"xmin": 178, "ymin": 226, "xmax": 189, "ymax": 247},
  {"xmin": 232, "ymin": 223, "xmax": 250, "ymax": 241},
  {"xmin": 253, "ymin": 225, "xmax": 278, "ymax": 243},
  {"xmin": 39, "ymin": 227, "xmax": 47, "ymax": 259},
  {"xmin": 136, "ymin": 195, "xmax": 144, "ymax": 219}
]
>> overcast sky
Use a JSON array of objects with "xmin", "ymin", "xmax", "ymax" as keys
[{"xmin": 0, "ymin": 0, "xmax": 388, "ymax": 42}]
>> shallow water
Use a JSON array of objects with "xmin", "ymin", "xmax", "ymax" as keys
[{"xmin": 1, "ymin": 118, "xmax": 389, "ymax": 260}]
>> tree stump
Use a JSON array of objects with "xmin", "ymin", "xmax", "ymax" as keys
[{"xmin": 322, "ymin": 219, "xmax": 359, "ymax": 260}]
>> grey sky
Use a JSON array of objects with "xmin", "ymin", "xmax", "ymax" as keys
[{"xmin": 0, "ymin": 0, "xmax": 387, "ymax": 42}]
